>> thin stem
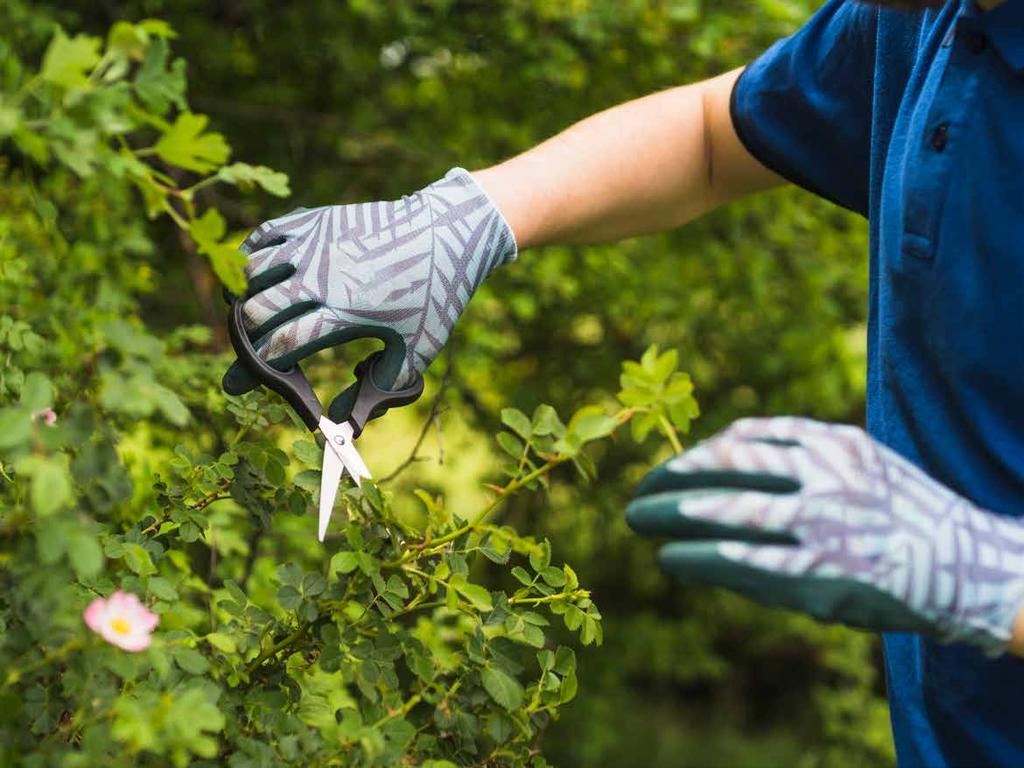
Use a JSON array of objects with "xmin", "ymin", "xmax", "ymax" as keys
[
  {"xmin": 657, "ymin": 413, "xmax": 683, "ymax": 454},
  {"xmin": 508, "ymin": 589, "xmax": 588, "ymax": 606},
  {"xmin": 385, "ymin": 457, "xmax": 567, "ymax": 568},
  {"xmin": 181, "ymin": 175, "xmax": 221, "ymax": 198},
  {"xmin": 371, "ymin": 692, "xmax": 423, "ymax": 728},
  {"xmin": 228, "ymin": 425, "xmax": 250, "ymax": 450},
  {"xmin": 244, "ymin": 621, "xmax": 311, "ymax": 674},
  {"xmin": 378, "ymin": 368, "xmax": 450, "ymax": 484},
  {"xmin": 141, "ymin": 480, "xmax": 231, "ymax": 536},
  {"xmin": 162, "ymin": 201, "xmax": 190, "ymax": 231},
  {"xmin": 1, "ymin": 637, "xmax": 83, "ymax": 691}
]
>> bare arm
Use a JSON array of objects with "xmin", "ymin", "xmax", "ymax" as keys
[{"xmin": 472, "ymin": 68, "xmax": 780, "ymax": 250}]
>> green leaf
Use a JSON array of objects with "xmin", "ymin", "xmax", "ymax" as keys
[
  {"xmin": 133, "ymin": 37, "xmax": 186, "ymax": 113},
  {"xmin": 40, "ymin": 30, "xmax": 101, "ymax": 89},
  {"xmin": 0, "ymin": 407, "xmax": 31, "ymax": 450},
  {"xmin": 520, "ymin": 624, "xmax": 545, "ymax": 648},
  {"xmin": 511, "ymin": 566, "xmax": 533, "ymax": 586},
  {"xmin": 496, "ymin": 431, "xmax": 524, "ymax": 459},
  {"xmin": 147, "ymin": 576, "xmax": 178, "ymax": 601},
  {"xmin": 553, "ymin": 646, "xmax": 576, "ymax": 675},
  {"xmin": 154, "ymin": 112, "xmax": 230, "ymax": 173},
  {"xmin": 500, "ymin": 408, "xmax": 532, "ymax": 440},
  {"xmin": 331, "ymin": 551, "xmax": 359, "ymax": 575},
  {"xmin": 386, "ymin": 575, "xmax": 409, "ymax": 599},
  {"xmin": 648, "ymin": 346, "xmax": 678, "ymax": 383},
  {"xmin": 217, "ymin": 163, "xmax": 291, "ymax": 197},
  {"xmin": 481, "ymin": 666, "xmax": 524, "ymax": 711},
  {"xmin": 206, "ymin": 632, "xmax": 236, "ymax": 654},
  {"xmin": 0, "ymin": 100, "xmax": 22, "ymax": 139},
  {"xmin": 36, "ymin": 523, "xmax": 66, "ymax": 564},
  {"xmin": 301, "ymin": 572, "xmax": 327, "ymax": 597},
  {"xmin": 139, "ymin": 19, "xmax": 177, "ymax": 38},
  {"xmin": 124, "ymin": 544, "xmax": 157, "ymax": 576},
  {"xmin": 27, "ymin": 455, "xmax": 73, "ymax": 517},
  {"xmin": 68, "ymin": 530, "xmax": 103, "ymax": 579},
  {"xmin": 539, "ymin": 566, "xmax": 566, "ymax": 587},
  {"xmin": 567, "ymin": 405, "xmax": 617, "ymax": 444},
  {"xmin": 559, "ymin": 670, "xmax": 579, "ymax": 703},
  {"xmin": 291, "ymin": 439, "xmax": 322, "ymax": 467},
  {"xmin": 150, "ymin": 383, "xmax": 190, "ymax": 426},
  {"xmin": 172, "ymin": 647, "xmax": 210, "ymax": 675},
  {"xmin": 11, "ymin": 128, "xmax": 47, "ymax": 167},
  {"xmin": 450, "ymin": 575, "xmax": 493, "ymax": 612},
  {"xmin": 277, "ymin": 585, "xmax": 301, "ymax": 610},
  {"xmin": 276, "ymin": 561, "xmax": 299, "ymax": 585},
  {"xmin": 293, "ymin": 469, "xmax": 321, "ymax": 493},
  {"xmin": 563, "ymin": 605, "xmax": 584, "ymax": 631},
  {"xmin": 531, "ymin": 404, "xmax": 565, "ymax": 437},
  {"xmin": 19, "ymin": 372, "xmax": 54, "ymax": 411},
  {"xmin": 186, "ymin": 207, "xmax": 247, "ymax": 292}
]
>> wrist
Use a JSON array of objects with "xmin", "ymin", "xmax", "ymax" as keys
[{"xmin": 469, "ymin": 164, "xmax": 538, "ymax": 251}]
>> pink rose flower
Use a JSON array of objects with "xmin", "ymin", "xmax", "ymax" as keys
[
  {"xmin": 32, "ymin": 408, "xmax": 57, "ymax": 426},
  {"xmin": 83, "ymin": 590, "xmax": 159, "ymax": 652}
]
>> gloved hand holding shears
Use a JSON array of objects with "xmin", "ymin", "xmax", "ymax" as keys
[
  {"xmin": 627, "ymin": 417, "xmax": 1024, "ymax": 656},
  {"xmin": 224, "ymin": 168, "xmax": 516, "ymax": 541}
]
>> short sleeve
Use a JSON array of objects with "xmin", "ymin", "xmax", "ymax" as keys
[{"xmin": 731, "ymin": 0, "xmax": 879, "ymax": 216}]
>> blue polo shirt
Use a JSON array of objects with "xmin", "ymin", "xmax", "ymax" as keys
[{"xmin": 730, "ymin": 1, "xmax": 1024, "ymax": 765}]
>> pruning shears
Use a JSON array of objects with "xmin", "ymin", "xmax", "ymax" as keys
[{"xmin": 227, "ymin": 300, "xmax": 423, "ymax": 541}]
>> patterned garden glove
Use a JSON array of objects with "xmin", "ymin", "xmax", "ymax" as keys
[
  {"xmin": 626, "ymin": 417, "xmax": 1024, "ymax": 656},
  {"xmin": 222, "ymin": 168, "xmax": 516, "ymax": 421}
]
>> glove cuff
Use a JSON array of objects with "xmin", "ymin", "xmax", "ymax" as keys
[{"xmin": 423, "ymin": 167, "xmax": 518, "ymax": 282}]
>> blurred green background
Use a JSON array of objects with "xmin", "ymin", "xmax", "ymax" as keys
[{"xmin": 19, "ymin": 1, "xmax": 888, "ymax": 765}]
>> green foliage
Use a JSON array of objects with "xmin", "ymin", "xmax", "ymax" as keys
[
  {"xmin": 0, "ymin": 1, "xmax": 893, "ymax": 767},
  {"xmin": 0, "ymin": 15, "xmax": 692, "ymax": 766},
  {"xmin": 0, "ymin": 13, "xmax": 288, "ymax": 293}
]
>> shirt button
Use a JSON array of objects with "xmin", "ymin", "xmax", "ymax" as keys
[{"xmin": 931, "ymin": 123, "xmax": 950, "ymax": 152}]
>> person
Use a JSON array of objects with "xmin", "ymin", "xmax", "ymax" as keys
[{"xmin": 222, "ymin": 0, "xmax": 1024, "ymax": 764}]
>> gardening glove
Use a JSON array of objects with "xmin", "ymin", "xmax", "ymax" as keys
[
  {"xmin": 222, "ymin": 167, "xmax": 517, "ymax": 421},
  {"xmin": 626, "ymin": 416, "xmax": 1024, "ymax": 656}
]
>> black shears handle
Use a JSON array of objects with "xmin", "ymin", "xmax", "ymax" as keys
[{"xmin": 227, "ymin": 299, "xmax": 424, "ymax": 437}]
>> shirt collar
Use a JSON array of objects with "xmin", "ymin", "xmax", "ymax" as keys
[{"xmin": 976, "ymin": 0, "xmax": 1024, "ymax": 72}]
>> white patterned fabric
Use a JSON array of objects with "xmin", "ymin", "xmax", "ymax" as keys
[{"xmin": 665, "ymin": 417, "xmax": 1024, "ymax": 655}]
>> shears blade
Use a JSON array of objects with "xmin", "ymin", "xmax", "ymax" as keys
[{"xmin": 316, "ymin": 417, "xmax": 372, "ymax": 542}]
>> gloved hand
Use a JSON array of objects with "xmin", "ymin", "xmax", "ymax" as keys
[
  {"xmin": 626, "ymin": 417, "xmax": 1024, "ymax": 656},
  {"xmin": 222, "ymin": 167, "xmax": 516, "ymax": 421}
]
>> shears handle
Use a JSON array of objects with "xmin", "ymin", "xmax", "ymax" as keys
[
  {"xmin": 227, "ymin": 299, "xmax": 424, "ymax": 436},
  {"xmin": 348, "ymin": 351, "xmax": 424, "ymax": 438}
]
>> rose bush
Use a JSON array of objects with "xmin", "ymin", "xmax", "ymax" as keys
[{"xmin": 0, "ymin": 14, "xmax": 698, "ymax": 766}]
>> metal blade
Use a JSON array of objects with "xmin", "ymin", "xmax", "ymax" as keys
[
  {"xmin": 318, "ymin": 417, "xmax": 373, "ymax": 485},
  {"xmin": 337, "ymin": 421, "xmax": 372, "ymax": 481},
  {"xmin": 318, "ymin": 431, "xmax": 346, "ymax": 542}
]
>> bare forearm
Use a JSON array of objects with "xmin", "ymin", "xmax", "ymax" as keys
[{"xmin": 472, "ymin": 68, "xmax": 780, "ymax": 250}]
